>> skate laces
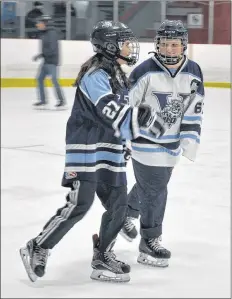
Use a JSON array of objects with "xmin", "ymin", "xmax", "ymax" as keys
[
  {"xmin": 34, "ymin": 244, "xmax": 49, "ymax": 266},
  {"xmin": 148, "ymin": 236, "xmax": 165, "ymax": 252},
  {"xmin": 104, "ymin": 251, "xmax": 124, "ymax": 266},
  {"xmin": 124, "ymin": 217, "xmax": 135, "ymax": 232}
]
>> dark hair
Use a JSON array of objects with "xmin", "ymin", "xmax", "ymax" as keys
[{"xmin": 73, "ymin": 54, "xmax": 130, "ymax": 93}]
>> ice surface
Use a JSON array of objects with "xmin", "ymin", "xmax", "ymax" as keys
[{"xmin": 1, "ymin": 87, "xmax": 231, "ymax": 298}]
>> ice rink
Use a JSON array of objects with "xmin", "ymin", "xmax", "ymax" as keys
[{"xmin": 1, "ymin": 87, "xmax": 231, "ymax": 298}]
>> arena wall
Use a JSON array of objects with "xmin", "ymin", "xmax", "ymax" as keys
[{"xmin": 1, "ymin": 39, "xmax": 231, "ymax": 88}]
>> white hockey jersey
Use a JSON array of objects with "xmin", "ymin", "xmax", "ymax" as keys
[{"xmin": 128, "ymin": 54, "xmax": 205, "ymax": 167}]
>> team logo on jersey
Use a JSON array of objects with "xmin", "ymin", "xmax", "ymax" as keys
[
  {"xmin": 65, "ymin": 171, "xmax": 77, "ymax": 179},
  {"xmin": 190, "ymin": 79, "xmax": 201, "ymax": 95},
  {"xmin": 151, "ymin": 91, "xmax": 189, "ymax": 127}
]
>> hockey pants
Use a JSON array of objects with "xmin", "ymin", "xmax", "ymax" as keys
[
  {"xmin": 36, "ymin": 180, "xmax": 128, "ymax": 252},
  {"xmin": 127, "ymin": 159, "xmax": 173, "ymax": 239}
]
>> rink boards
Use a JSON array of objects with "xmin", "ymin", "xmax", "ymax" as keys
[{"xmin": 1, "ymin": 39, "xmax": 231, "ymax": 89}]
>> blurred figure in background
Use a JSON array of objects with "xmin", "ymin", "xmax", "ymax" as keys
[
  {"xmin": 25, "ymin": 1, "xmax": 43, "ymax": 39},
  {"xmin": 32, "ymin": 14, "xmax": 66, "ymax": 110}
]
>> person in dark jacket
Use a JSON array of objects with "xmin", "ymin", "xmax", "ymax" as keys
[
  {"xmin": 25, "ymin": 1, "xmax": 43, "ymax": 39},
  {"xmin": 33, "ymin": 14, "xmax": 66, "ymax": 109}
]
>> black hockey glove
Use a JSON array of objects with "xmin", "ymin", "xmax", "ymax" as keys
[
  {"xmin": 137, "ymin": 105, "xmax": 169, "ymax": 138},
  {"xmin": 149, "ymin": 112, "xmax": 170, "ymax": 138},
  {"xmin": 137, "ymin": 104, "xmax": 156, "ymax": 128}
]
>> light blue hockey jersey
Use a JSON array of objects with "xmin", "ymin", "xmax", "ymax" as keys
[{"xmin": 128, "ymin": 54, "xmax": 205, "ymax": 166}]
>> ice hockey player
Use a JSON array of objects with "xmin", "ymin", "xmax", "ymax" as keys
[
  {"xmin": 120, "ymin": 20, "xmax": 205, "ymax": 268},
  {"xmin": 20, "ymin": 20, "xmax": 167, "ymax": 283}
]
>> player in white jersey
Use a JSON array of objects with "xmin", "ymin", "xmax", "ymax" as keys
[{"xmin": 120, "ymin": 20, "xmax": 205, "ymax": 267}]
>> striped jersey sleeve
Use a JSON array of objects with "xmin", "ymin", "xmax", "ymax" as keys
[
  {"xmin": 180, "ymin": 63, "xmax": 205, "ymax": 161},
  {"xmin": 80, "ymin": 69, "xmax": 140, "ymax": 140}
]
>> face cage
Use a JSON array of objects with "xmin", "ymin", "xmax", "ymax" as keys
[
  {"xmin": 117, "ymin": 32, "xmax": 140, "ymax": 66},
  {"xmin": 155, "ymin": 36, "xmax": 187, "ymax": 65}
]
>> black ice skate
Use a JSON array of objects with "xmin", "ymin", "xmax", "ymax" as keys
[
  {"xmin": 33, "ymin": 102, "xmax": 48, "ymax": 110},
  {"xmin": 90, "ymin": 234, "xmax": 130, "ymax": 283},
  {"xmin": 19, "ymin": 239, "xmax": 49, "ymax": 282},
  {"xmin": 54, "ymin": 101, "xmax": 67, "ymax": 110},
  {"xmin": 120, "ymin": 217, "xmax": 138, "ymax": 242},
  {"xmin": 137, "ymin": 237, "xmax": 171, "ymax": 267}
]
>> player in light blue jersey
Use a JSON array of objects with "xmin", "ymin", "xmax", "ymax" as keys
[{"xmin": 120, "ymin": 20, "xmax": 205, "ymax": 268}]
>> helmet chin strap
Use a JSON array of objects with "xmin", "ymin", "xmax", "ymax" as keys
[
  {"xmin": 117, "ymin": 54, "xmax": 135, "ymax": 66},
  {"xmin": 97, "ymin": 47, "xmax": 136, "ymax": 66},
  {"xmin": 159, "ymin": 53, "xmax": 184, "ymax": 65}
]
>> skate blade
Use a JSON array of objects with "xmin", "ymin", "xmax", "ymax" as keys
[
  {"xmin": 90, "ymin": 269, "xmax": 130, "ymax": 283},
  {"xmin": 55, "ymin": 106, "xmax": 68, "ymax": 111},
  {"xmin": 33, "ymin": 105, "xmax": 49, "ymax": 110},
  {"xmin": 119, "ymin": 231, "xmax": 134, "ymax": 242},
  {"xmin": 137, "ymin": 252, "xmax": 169, "ymax": 268},
  {"xmin": 19, "ymin": 247, "xmax": 38, "ymax": 282}
]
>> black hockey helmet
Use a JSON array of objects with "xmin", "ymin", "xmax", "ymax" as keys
[
  {"xmin": 90, "ymin": 20, "xmax": 140, "ymax": 66},
  {"xmin": 155, "ymin": 20, "xmax": 188, "ymax": 65}
]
